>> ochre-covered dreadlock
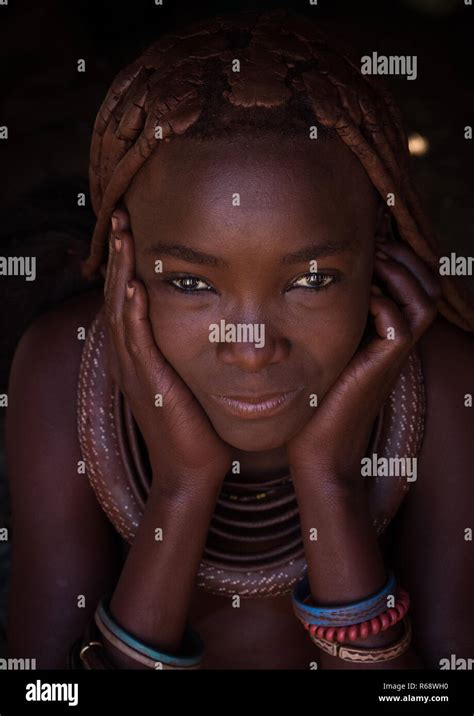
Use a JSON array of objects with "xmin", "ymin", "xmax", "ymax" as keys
[{"xmin": 83, "ymin": 9, "xmax": 474, "ymax": 332}]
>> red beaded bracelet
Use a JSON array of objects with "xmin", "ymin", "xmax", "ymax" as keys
[{"xmin": 302, "ymin": 587, "xmax": 410, "ymax": 643}]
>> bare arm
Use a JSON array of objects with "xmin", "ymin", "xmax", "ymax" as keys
[
  {"xmin": 5, "ymin": 295, "xmax": 123, "ymax": 668},
  {"xmin": 293, "ymin": 476, "xmax": 422, "ymax": 669},
  {"xmin": 103, "ymin": 479, "xmax": 221, "ymax": 667},
  {"xmin": 5, "ymin": 292, "xmax": 223, "ymax": 670},
  {"xmin": 287, "ymin": 238, "xmax": 441, "ymax": 669}
]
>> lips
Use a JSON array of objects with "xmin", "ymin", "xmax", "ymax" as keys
[{"xmin": 210, "ymin": 388, "xmax": 303, "ymax": 420}]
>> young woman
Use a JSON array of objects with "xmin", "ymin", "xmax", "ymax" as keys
[{"xmin": 5, "ymin": 10, "xmax": 474, "ymax": 670}]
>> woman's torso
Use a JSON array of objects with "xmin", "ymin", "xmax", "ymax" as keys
[{"xmin": 68, "ymin": 289, "xmax": 470, "ymax": 669}]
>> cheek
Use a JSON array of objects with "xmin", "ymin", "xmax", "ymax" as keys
[
  {"xmin": 301, "ymin": 282, "xmax": 371, "ymax": 394},
  {"xmin": 147, "ymin": 298, "xmax": 209, "ymax": 379}
]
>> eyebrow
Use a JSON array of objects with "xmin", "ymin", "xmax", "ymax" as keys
[
  {"xmin": 143, "ymin": 239, "xmax": 352, "ymax": 267},
  {"xmin": 281, "ymin": 241, "xmax": 352, "ymax": 264},
  {"xmin": 143, "ymin": 243, "xmax": 227, "ymax": 267}
]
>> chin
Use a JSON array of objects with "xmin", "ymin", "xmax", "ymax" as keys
[
  {"xmin": 211, "ymin": 419, "xmax": 298, "ymax": 453},
  {"xmin": 223, "ymin": 435, "xmax": 286, "ymax": 452}
]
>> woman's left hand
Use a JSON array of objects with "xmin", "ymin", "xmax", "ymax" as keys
[{"xmin": 286, "ymin": 239, "xmax": 441, "ymax": 492}]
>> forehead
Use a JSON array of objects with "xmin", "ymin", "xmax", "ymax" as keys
[{"xmin": 124, "ymin": 134, "xmax": 378, "ymax": 243}]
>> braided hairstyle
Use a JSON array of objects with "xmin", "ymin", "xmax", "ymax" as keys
[{"xmin": 83, "ymin": 8, "xmax": 474, "ymax": 332}]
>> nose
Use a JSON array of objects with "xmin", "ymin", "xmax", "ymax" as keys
[{"xmin": 215, "ymin": 320, "xmax": 291, "ymax": 372}]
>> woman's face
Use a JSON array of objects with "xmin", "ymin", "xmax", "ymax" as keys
[{"xmin": 124, "ymin": 133, "xmax": 380, "ymax": 452}]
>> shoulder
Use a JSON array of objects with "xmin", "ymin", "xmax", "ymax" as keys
[
  {"xmin": 6, "ymin": 286, "xmax": 104, "ymax": 493},
  {"xmin": 418, "ymin": 314, "xmax": 474, "ymax": 384},
  {"xmin": 416, "ymin": 315, "xmax": 473, "ymax": 465},
  {"xmin": 11, "ymin": 288, "xmax": 104, "ymax": 373},
  {"xmin": 6, "ymin": 286, "xmax": 104, "ymax": 495},
  {"xmin": 7, "ymin": 287, "xmax": 104, "ymax": 450},
  {"xmin": 415, "ymin": 314, "xmax": 473, "ymax": 505},
  {"xmin": 414, "ymin": 314, "xmax": 473, "ymax": 508}
]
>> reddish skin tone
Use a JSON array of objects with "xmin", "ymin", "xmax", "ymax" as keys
[{"xmin": 5, "ymin": 135, "xmax": 474, "ymax": 669}]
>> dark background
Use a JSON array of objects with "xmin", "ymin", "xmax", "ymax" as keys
[{"xmin": 0, "ymin": 0, "xmax": 473, "ymax": 657}]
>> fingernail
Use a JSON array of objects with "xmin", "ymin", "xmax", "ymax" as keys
[
  {"xmin": 375, "ymin": 249, "xmax": 388, "ymax": 261},
  {"xmin": 126, "ymin": 281, "xmax": 135, "ymax": 299},
  {"xmin": 111, "ymin": 215, "xmax": 119, "ymax": 232},
  {"xmin": 114, "ymin": 237, "xmax": 122, "ymax": 253}
]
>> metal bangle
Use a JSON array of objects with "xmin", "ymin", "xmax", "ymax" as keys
[{"xmin": 79, "ymin": 641, "xmax": 103, "ymax": 661}]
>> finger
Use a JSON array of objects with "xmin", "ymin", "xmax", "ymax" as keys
[
  {"xmin": 373, "ymin": 254, "xmax": 438, "ymax": 338},
  {"xmin": 112, "ymin": 205, "xmax": 131, "ymax": 231},
  {"xmin": 334, "ymin": 291, "xmax": 410, "ymax": 408},
  {"xmin": 109, "ymin": 227, "xmax": 136, "ymax": 322},
  {"xmin": 123, "ymin": 279, "xmax": 159, "ymax": 360},
  {"xmin": 369, "ymin": 289, "xmax": 412, "ymax": 348},
  {"xmin": 104, "ymin": 229, "xmax": 119, "ymax": 326},
  {"xmin": 104, "ymin": 207, "xmax": 131, "ymax": 303},
  {"xmin": 375, "ymin": 240, "xmax": 441, "ymax": 302},
  {"xmin": 103, "ymin": 220, "xmax": 120, "ymax": 381},
  {"xmin": 103, "ymin": 223, "xmax": 115, "ymax": 299},
  {"xmin": 104, "ymin": 217, "xmax": 137, "ymax": 380},
  {"xmin": 346, "ymin": 290, "xmax": 412, "ymax": 393},
  {"xmin": 123, "ymin": 279, "xmax": 181, "ymax": 406}
]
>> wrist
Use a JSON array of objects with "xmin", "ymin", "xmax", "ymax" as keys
[
  {"xmin": 291, "ymin": 462, "xmax": 367, "ymax": 506},
  {"xmin": 293, "ymin": 468, "xmax": 385, "ymax": 603},
  {"xmin": 148, "ymin": 469, "xmax": 222, "ymax": 509},
  {"xmin": 348, "ymin": 620, "xmax": 404, "ymax": 649}
]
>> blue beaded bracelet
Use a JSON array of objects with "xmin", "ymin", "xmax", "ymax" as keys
[
  {"xmin": 292, "ymin": 571, "xmax": 397, "ymax": 627},
  {"xmin": 97, "ymin": 598, "xmax": 204, "ymax": 668}
]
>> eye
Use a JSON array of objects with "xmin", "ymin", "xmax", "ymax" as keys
[
  {"xmin": 168, "ymin": 275, "xmax": 214, "ymax": 293},
  {"xmin": 287, "ymin": 272, "xmax": 337, "ymax": 291}
]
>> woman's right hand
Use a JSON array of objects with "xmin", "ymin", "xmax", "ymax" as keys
[{"xmin": 104, "ymin": 207, "xmax": 232, "ymax": 501}]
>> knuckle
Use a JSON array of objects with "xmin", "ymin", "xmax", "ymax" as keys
[
  {"xmin": 153, "ymin": 359, "xmax": 168, "ymax": 386},
  {"xmin": 107, "ymin": 309, "xmax": 119, "ymax": 328},
  {"xmin": 155, "ymin": 362, "xmax": 176, "ymax": 399},
  {"xmin": 104, "ymin": 301, "xmax": 119, "ymax": 329},
  {"xmin": 420, "ymin": 298, "xmax": 438, "ymax": 323},
  {"xmin": 127, "ymin": 339, "xmax": 141, "ymax": 358},
  {"xmin": 394, "ymin": 323, "xmax": 414, "ymax": 346},
  {"xmin": 419, "ymin": 304, "xmax": 438, "ymax": 333},
  {"xmin": 430, "ymin": 282, "xmax": 442, "ymax": 303}
]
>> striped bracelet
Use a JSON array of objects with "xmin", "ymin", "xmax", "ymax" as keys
[
  {"xmin": 302, "ymin": 587, "xmax": 410, "ymax": 642},
  {"xmin": 309, "ymin": 617, "xmax": 413, "ymax": 663},
  {"xmin": 292, "ymin": 571, "xmax": 397, "ymax": 627},
  {"xmin": 95, "ymin": 597, "xmax": 204, "ymax": 669}
]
